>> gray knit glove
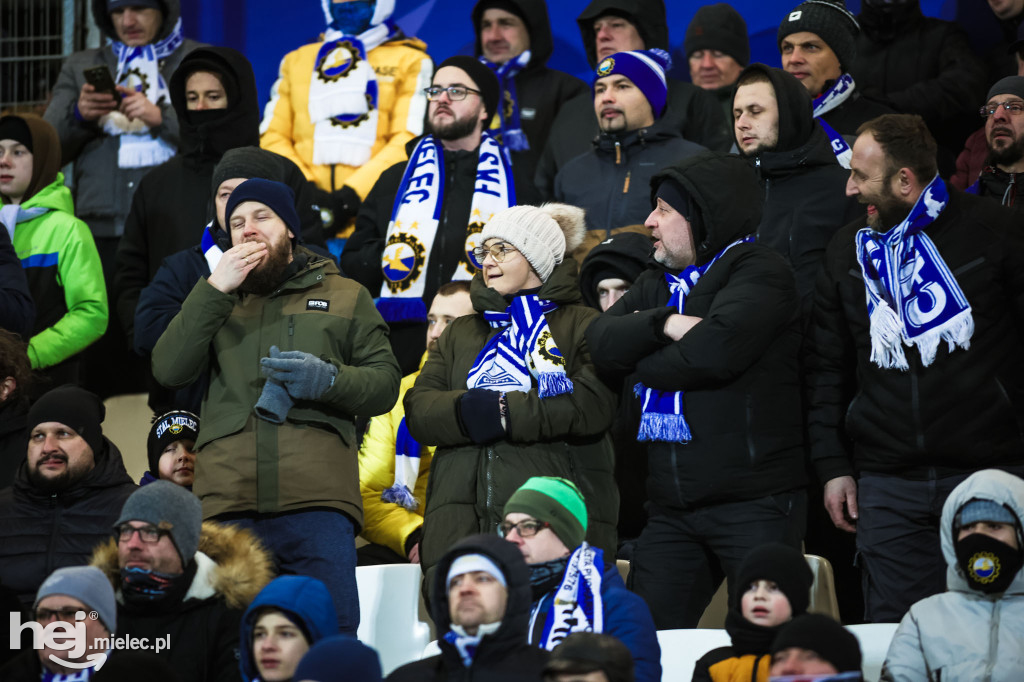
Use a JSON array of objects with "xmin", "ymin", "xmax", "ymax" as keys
[
  {"xmin": 260, "ymin": 345, "xmax": 338, "ymax": 400},
  {"xmin": 254, "ymin": 377, "xmax": 293, "ymax": 423}
]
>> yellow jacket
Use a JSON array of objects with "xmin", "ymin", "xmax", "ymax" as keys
[
  {"xmin": 358, "ymin": 366, "xmax": 433, "ymax": 557},
  {"xmin": 260, "ymin": 36, "xmax": 432, "ymax": 199}
]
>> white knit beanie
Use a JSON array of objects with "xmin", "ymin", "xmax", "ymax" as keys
[{"xmin": 479, "ymin": 203, "xmax": 586, "ymax": 282}]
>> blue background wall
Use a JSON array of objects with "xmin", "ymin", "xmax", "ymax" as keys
[{"xmin": 176, "ymin": 0, "xmax": 997, "ymax": 111}]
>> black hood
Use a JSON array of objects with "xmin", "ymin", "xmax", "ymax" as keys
[
  {"xmin": 649, "ymin": 151, "xmax": 764, "ymax": 267},
  {"xmin": 858, "ymin": 0, "xmax": 923, "ymax": 44},
  {"xmin": 736, "ymin": 63, "xmax": 815, "ymax": 155},
  {"xmin": 431, "ymin": 534, "xmax": 533, "ymax": 662},
  {"xmin": 473, "ymin": 0, "xmax": 554, "ymax": 68},
  {"xmin": 579, "ymin": 231, "xmax": 652, "ymax": 309},
  {"xmin": 576, "ymin": 0, "xmax": 668, "ymax": 68},
  {"xmin": 91, "ymin": 0, "xmax": 182, "ymax": 44},
  {"xmin": 169, "ymin": 46, "xmax": 260, "ymax": 162}
]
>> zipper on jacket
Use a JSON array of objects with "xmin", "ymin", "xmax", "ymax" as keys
[
  {"xmin": 669, "ymin": 444, "xmax": 685, "ymax": 507},
  {"xmin": 485, "ymin": 446, "xmax": 497, "ymax": 523},
  {"xmin": 614, "ymin": 140, "xmax": 621, "ymax": 165},
  {"xmin": 909, "ymin": 361, "xmax": 925, "ymax": 452},
  {"xmin": 984, "ymin": 600, "xmax": 1000, "ymax": 680},
  {"xmin": 47, "ymin": 493, "xmax": 61, "ymax": 576},
  {"xmin": 622, "ymin": 171, "xmax": 630, "ymax": 194}
]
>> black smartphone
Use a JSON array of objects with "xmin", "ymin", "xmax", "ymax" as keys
[{"xmin": 83, "ymin": 65, "xmax": 122, "ymax": 102}]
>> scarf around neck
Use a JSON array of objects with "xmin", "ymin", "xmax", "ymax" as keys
[
  {"xmin": 466, "ymin": 294, "xmax": 572, "ymax": 398},
  {"xmin": 483, "ymin": 50, "xmax": 531, "ymax": 152},
  {"xmin": 377, "ymin": 132, "xmax": 515, "ymax": 323},
  {"xmin": 812, "ymin": 74, "xmax": 855, "ymax": 169},
  {"xmin": 855, "ymin": 175, "xmax": 971, "ymax": 369},
  {"xmin": 528, "ymin": 544, "xmax": 604, "ymax": 651},
  {"xmin": 444, "ymin": 621, "xmax": 501, "ymax": 667},
  {"xmin": 636, "ymin": 236, "xmax": 754, "ymax": 442},
  {"xmin": 120, "ymin": 560, "xmax": 195, "ymax": 610}
]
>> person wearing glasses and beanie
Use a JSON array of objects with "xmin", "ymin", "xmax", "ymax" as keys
[
  {"xmin": 91, "ymin": 481, "xmax": 273, "ymax": 682},
  {"xmin": 343, "ymin": 56, "xmax": 540, "ymax": 375},
  {"xmin": 501, "ymin": 476, "xmax": 660, "ymax": 682},
  {"xmin": 405, "ymin": 202, "xmax": 618, "ymax": 593},
  {"xmin": 964, "ymin": 76, "xmax": 1024, "ymax": 209}
]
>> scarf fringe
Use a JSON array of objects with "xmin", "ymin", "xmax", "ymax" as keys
[
  {"xmin": 912, "ymin": 309, "xmax": 973, "ymax": 367},
  {"xmin": 376, "ymin": 297, "xmax": 427, "ymax": 323},
  {"xmin": 503, "ymin": 128, "xmax": 530, "ymax": 152},
  {"xmin": 637, "ymin": 412, "xmax": 692, "ymax": 443},
  {"xmin": 868, "ymin": 301, "xmax": 909, "ymax": 370},
  {"xmin": 117, "ymin": 134, "xmax": 176, "ymax": 169},
  {"xmin": 381, "ymin": 483, "xmax": 419, "ymax": 510},
  {"xmin": 538, "ymin": 371, "xmax": 574, "ymax": 398}
]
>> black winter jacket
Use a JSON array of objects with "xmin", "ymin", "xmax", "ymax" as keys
[
  {"xmin": 0, "ymin": 437, "xmax": 136, "ymax": 608},
  {"xmin": 975, "ymin": 166, "xmax": 1024, "ymax": 210},
  {"xmin": 806, "ymin": 188, "xmax": 1024, "ymax": 482},
  {"xmin": 0, "ymin": 228, "xmax": 34, "ymax": 339},
  {"xmin": 817, "ymin": 84, "xmax": 895, "ymax": 137},
  {"xmin": 587, "ymin": 153, "xmax": 806, "ymax": 510},
  {"xmin": 0, "ymin": 397, "xmax": 29, "ymax": 490}
]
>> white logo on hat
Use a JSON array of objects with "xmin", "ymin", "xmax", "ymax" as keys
[{"xmin": 789, "ymin": 10, "xmax": 802, "ymax": 20}]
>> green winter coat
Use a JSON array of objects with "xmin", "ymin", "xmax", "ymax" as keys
[
  {"xmin": 405, "ymin": 261, "xmax": 618, "ymax": 573},
  {"xmin": 151, "ymin": 250, "xmax": 400, "ymax": 525},
  {"xmin": 7, "ymin": 172, "xmax": 107, "ymax": 369}
]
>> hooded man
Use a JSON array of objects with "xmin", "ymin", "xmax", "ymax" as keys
[
  {"xmin": 471, "ymin": 0, "xmax": 589, "ymax": 184},
  {"xmin": 535, "ymin": 0, "xmax": 729, "ymax": 199},
  {"xmin": 0, "ymin": 114, "xmax": 108, "ymax": 387},
  {"xmin": 0, "ymin": 385, "xmax": 136, "ymax": 609},
  {"xmin": 553, "ymin": 49, "xmax": 706, "ymax": 235},
  {"xmin": 387, "ymin": 533, "xmax": 550, "ymax": 681},
  {"xmin": 882, "ymin": 469, "xmax": 1024, "ymax": 680},
  {"xmin": 260, "ymin": 0, "xmax": 433, "ymax": 231},
  {"xmin": 587, "ymin": 152, "xmax": 806, "ymax": 630},
  {"xmin": 91, "ymin": 481, "xmax": 274, "ymax": 682},
  {"xmin": 965, "ymin": 76, "xmax": 1024, "ymax": 209}
]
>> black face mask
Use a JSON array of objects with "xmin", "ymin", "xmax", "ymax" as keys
[{"xmin": 955, "ymin": 533, "xmax": 1023, "ymax": 594}]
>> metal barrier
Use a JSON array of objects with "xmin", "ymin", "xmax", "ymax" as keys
[{"xmin": 0, "ymin": 0, "xmax": 78, "ymax": 113}]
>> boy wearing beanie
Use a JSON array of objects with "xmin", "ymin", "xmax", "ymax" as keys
[
  {"xmin": 501, "ymin": 477, "xmax": 661, "ymax": 682},
  {"xmin": 141, "ymin": 409, "xmax": 199, "ymax": 487},
  {"xmin": 405, "ymin": 203, "xmax": 618, "ymax": 593},
  {"xmin": 693, "ymin": 543, "xmax": 814, "ymax": 682},
  {"xmin": 770, "ymin": 613, "xmax": 862, "ymax": 677}
]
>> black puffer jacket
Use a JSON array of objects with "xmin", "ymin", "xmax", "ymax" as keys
[
  {"xmin": 817, "ymin": 83, "xmax": 895, "ymax": 137},
  {"xmin": 0, "ymin": 437, "xmax": 137, "ymax": 608},
  {"xmin": 0, "ymin": 397, "xmax": 29, "ymax": 490},
  {"xmin": 974, "ymin": 166, "xmax": 1024, "ymax": 210},
  {"xmin": 471, "ymin": 0, "xmax": 589, "ymax": 183},
  {"xmin": 387, "ymin": 534, "xmax": 549, "ymax": 682},
  {"xmin": 587, "ymin": 152, "xmax": 805, "ymax": 510},
  {"xmin": 806, "ymin": 188, "xmax": 1024, "ymax": 483}
]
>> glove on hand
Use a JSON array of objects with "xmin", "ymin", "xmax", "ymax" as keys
[
  {"xmin": 260, "ymin": 345, "xmax": 338, "ymax": 400},
  {"xmin": 456, "ymin": 388, "xmax": 506, "ymax": 444},
  {"xmin": 255, "ymin": 377, "xmax": 294, "ymax": 424}
]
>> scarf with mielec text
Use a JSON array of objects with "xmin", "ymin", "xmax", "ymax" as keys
[
  {"xmin": 483, "ymin": 50, "xmax": 531, "ymax": 152},
  {"xmin": 377, "ymin": 131, "xmax": 515, "ymax": 323},
  {"xmin": 381, "ymin": 416, "xmax": 423, "ymax": 510},
  {"xmin": 306, "ymin": 20, "xmax": 398, "ymax": 167},
  {"xmin": 528, "ymin": 543, "xmax": 605, "ymax": 651},
  {"xmin": 105, "ymin": 18, "xmax": 183, "ymax": 169},
  {"xmin": 1, "ymin": 205, "xmax": 48, "ymax": 241},
  {"xmin": 812, "ymin": 74, "xmax": 854, "ymax": 169},
  {"xmin": 636, "ymin": 236, "xmax": 755, "ymax": 442},
  {"xmin": 856, "ymin": 175, "xmax": 971, "ymax": 369},
  {"xmin": 467, "ymin": 295, "xmax": 573, "ymax": 398}
]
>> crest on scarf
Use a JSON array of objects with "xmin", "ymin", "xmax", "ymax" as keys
[
  {"xmin": 538, "ymin": 331, "xmax": 566, "ymax": 367},
  {"xmin": 968, "ymin": 552, "xmax": 1000, "ymax": 583},
  {"xmin": 122, "ymin": 67, "xmax": 151, "ymax": 96},
  {"xmin": 597, "ymin": 58, "xmax": 615, "ymax": 76},
  {"xmin": 464, "ymin": 221, "xmax": 485, "ymax": 270},
  {"xmin": 328, "ymin": 92, "xmax": 375, "ymax": 129},
  {"xmin": 316, "ymin": 41, "xmax": 362, "ymax": 83},
  {"xmin": 382, "ymin": 233, "xmax": 425, "ymax": 292}
]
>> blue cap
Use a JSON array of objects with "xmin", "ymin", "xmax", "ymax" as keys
[
  {"xmin": 957, "ymin": 499, "xmax": 1018, "ymax": 528},
  {"xmin": 225, "ymin": 178, "xmax": 300, "ymax": 241}
]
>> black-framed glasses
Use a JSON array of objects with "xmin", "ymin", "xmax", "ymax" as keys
[
  {"xmin": 979, "ymin": 101, "xmax": 1024, "ymax": 118},
  {"xmin": 472, "ymin": 242, "xmax": 518, "ymax": 264},
  {"xmin": 35, "ymin": 607, "xmax": 84, "ymax": 622},
  {"xmin": 498, "ymin": 519, "xmax": 551, "ymax": 538},
  {"xmin": 424, "ymin": 85, "xmax": 482, "ymax": 102},
  {"xmin": 116, "ymin": 523, "xmax": 170, "ymax": 544}
]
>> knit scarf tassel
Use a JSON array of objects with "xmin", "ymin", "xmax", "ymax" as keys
[{"xmin": 381, "ymin": 416, "xmax": 421, "ymax": 511}]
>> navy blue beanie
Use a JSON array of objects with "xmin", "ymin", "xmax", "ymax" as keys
[
  {"xmin": 293, "ymin": 635, "xmax": 382, "ymax": 682},
  {"xmin": 225, "ymin": 178, "xmax": 300, "ymax": 239},
  {"xmin": 594, "ymin": 49, "xmax": 671, "ymax": 118}
]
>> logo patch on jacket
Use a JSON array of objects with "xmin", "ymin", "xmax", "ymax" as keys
[{"xmin": 307, "ymin": 299, "xmax": 330, "ymax": 311}]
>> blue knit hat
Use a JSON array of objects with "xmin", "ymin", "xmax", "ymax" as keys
[
  {"xmin": 957, "ymin": 499, "xmax": 1018, "ymax": 528},
  {"xmin": 593, "ymin": 49, "xmax": 671, "ymax": 119},
  {"xmin": 226, "ymin": 178, "xmax": 300, "ymax": 240},
  {"xmin": 293, "ymin": 635, "xmax": 383, "ymax": 682}
]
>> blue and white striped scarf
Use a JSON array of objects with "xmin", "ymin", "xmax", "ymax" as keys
[
  {"xmin": 466, "ymin": 295, "xmax": 572, "ymax": 398},
  {"xmin": 636, "ymin": 236, "xmax": 755, "ymax": 442},
  {"xmin": 856, "ymin": 175, "xmax": 971, "ymax": 369},
  {"xmin": 483, "ymin": 50, "xmax": 531, "ymax": 152},
  {"xmin": 813, "ymin": 73, "xmax": 855, "ymax": 169},
  {"xmin": 530, "ymin": 543, "xmax": 604, "ymax": 651}
]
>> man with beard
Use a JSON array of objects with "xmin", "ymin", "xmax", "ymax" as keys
[
  {"xmin": 965, "ymin": 76, "xmax": 1024, "ymax": 209},
  {"xmin": 806, "ymin": 114, "xmax": 1024, "ymax": 622},
  {"xmin": 0, "ymin": 385, "xmax": 136, "ymax": 608},
  {"xmin": 151, "ymin": 178, "xmax": 400, "ymax": 635},
  {"xmin": 342, "ymin": 57, "xmax": 539, "ymax": 374}
]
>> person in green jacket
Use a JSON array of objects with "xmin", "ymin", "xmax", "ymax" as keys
[
  {"xmin": 0, "ymin": 114, "xmax": 108, "ymax": 388},
  {"xmin": 151, "ymin": 177, "xmax": 400, "ymax": 637},
  {"xmin": 404, "ymin": 202, "xmax": 619, "ymax": 585}
]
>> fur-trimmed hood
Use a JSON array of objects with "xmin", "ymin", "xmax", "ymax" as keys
[{"xmin": 90, "ymin": 520, "xmax": 274, "ymax": 611}]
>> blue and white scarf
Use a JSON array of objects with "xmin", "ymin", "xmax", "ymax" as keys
[
  {"xmin": 636, "ymin": 236, "xmax": 755, "ymax": 442},
  {"xmin": 483, "ymin": 50, "xmax": 531, "ymax": 152},
  {"xmin": 0, "ymin": 204, "xmax": 48, "ymax": 241},
  {"xmin": 467, "ymin": 295, "xmax": 572, "ymax": 398},
  {"xmin": 856, "ymin": 175, "xmax": 971, "ymax": 369},
  {"xmin": 105, "ymin": 17, "xmax": 183, "ymax": 169},
  {"xmin": 41, "ymin": 659, "xmax": 109, "ymax": 681},
  {"xmin": 200, "ymin": 222, "xmax": 224, "ymax": 274},
  {"xmin": 812, "ymin": 74, "xmax": 855, "ymax": 169},
  {"xmin": 377, "ymin": 132, "xmax": 515, "ymax": 323},
  {"xmin": 529, "ymin": 544, "xmax": 604, "ymax": 650},
  {"xmin": 381, "ymin": 416, "xmax": 422, "ymax": 510},
  {"xmin": 443, "ymin": 622, "xmax": 501, "ymax": 667}
]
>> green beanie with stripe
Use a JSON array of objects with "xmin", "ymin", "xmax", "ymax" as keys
[{"xmin": 504, "ymin": 476, "xmax": 588, "ymax": 549}]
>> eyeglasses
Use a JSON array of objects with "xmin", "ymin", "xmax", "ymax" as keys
[
  {"xmin": 116, "ymin": 523, "xmax": 169, "ymax": 544},
  {"xmin": 424, "ymin": 85, "xmax": 483, "ymax": 102},
  {"xmin": 979, "ymin": 101, "xmax": 1024, "ymax": 118},
  {"xmin": 498, "ymin": 519, "xmax": 551, "ymax": 538},
  {"xmin": 472, "ymin": 242, "xmax": 518, "ymax": 264},
  {"xmin": 35, "ymin": 607, "xmax": 84, "ymax": 623}
]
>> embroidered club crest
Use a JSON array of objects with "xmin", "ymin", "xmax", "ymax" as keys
[
  {"xmin": 464, "ymin": 222, "xmax": 485, "ymax": 270},
  {"xmin": 168, "ymin": 424, "xmax": 183, "ymax": 435},
  {"xmin": 383, "ymin": 234, "xmax": 425, "ymax": 292},
  {"xmin": 968, "ymin": 551, "xmax": 1000, "ymax": 583},
  {"xmin": 123, "ymin": 67, "xmax": 150, "ymax": 95},
  {"xmin": 316, "ymin": 41, "xmax": 360, "ymax": 83},
  {"xmin": 597, "ymin": 58, "xmax": 615, "ymax": 77},
  {"xmin": 538, "ymin": 330, "xmax": 566, "ymax": 367}
]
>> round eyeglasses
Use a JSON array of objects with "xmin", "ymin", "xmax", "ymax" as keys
[{"xmin": 472, "ymin": 242, "xmax": 518, "ymax": 264}]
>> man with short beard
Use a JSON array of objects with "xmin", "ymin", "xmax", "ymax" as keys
[
  {"xmin": 342, "ymin": 56, "xmax": 539, "ymax": 374},
  {"xmin": 806, "ymin": 114, "xmax": 1024, "ymax": 622},
  {"xmin": 966, "ymin": 76, "xmax": 1024, "ymax": 208},
  {"xmin": 0, "ymin": 385, "xmax": 136, "ymax": 609},
  {"xmin": 152, "ymin": 178, "xmax": 400, "ymax": 635}
]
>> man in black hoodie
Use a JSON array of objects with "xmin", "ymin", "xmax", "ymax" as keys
[
  {"xmin": 387, "ymin": 533, "xmax": 548, "ymax": 681},
  {"xmin": 586, "ymin": 152, "xmax": 806, "ymax": 630}
]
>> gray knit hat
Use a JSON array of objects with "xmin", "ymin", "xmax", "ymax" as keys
[
  {"xmin": 115, "ymin": 481, "xmax": 202, "ymax": 564},
  {"xmin": 211, "ymin": 146, "xmax": 283, "ymax": 196},
  {"xmin": 479, "ymin": 203, "xmax": 586, "ymax": 282},
  {"xmin": 35, "ymin": 566, "xmax": 117, "ymax": 634},
  {"xmin": 988, "ymin": 76, "xmax": 1024, "ymax": 103},
  {"xmin": 778, "ymin": 0, "xmax": 859, "ymax": 72}
]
